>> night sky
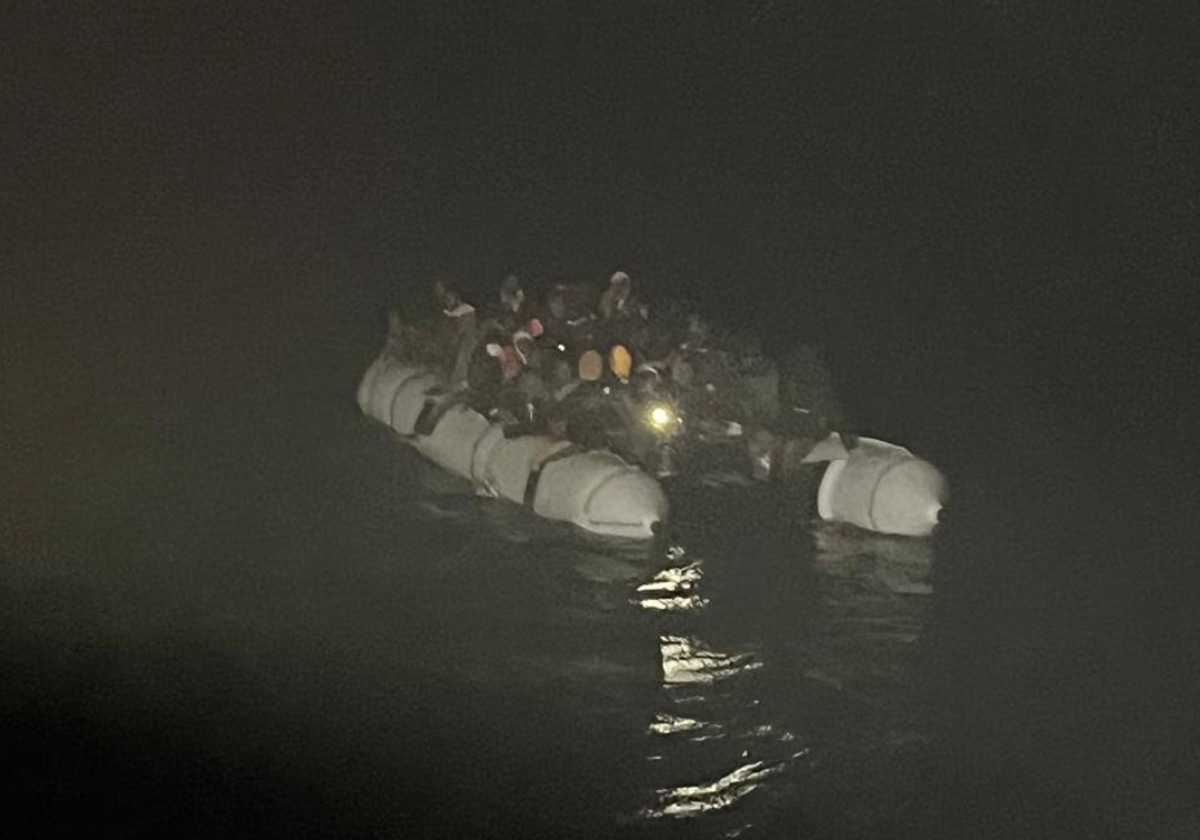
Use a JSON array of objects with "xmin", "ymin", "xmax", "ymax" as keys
[
  {"xmin": 8, "ymin": 5, "xmax": 1196, "ymax": 393},
  {"xmin": 3, "ymin": 1, "xmax": 1199, "ymax": 834}
]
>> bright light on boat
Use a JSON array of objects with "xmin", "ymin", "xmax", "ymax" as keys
[{"xmin": 648, "ymin": 405, "xmax": 675, "ymax": 430}]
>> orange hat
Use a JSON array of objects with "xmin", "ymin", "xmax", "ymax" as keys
[
  {"xmin": 609, "ymin": 344, "xmax": 632, "ymax": 381},
  {"xmin": 578, "ymin": 349, "xmax": 603, "ymax": 382}
]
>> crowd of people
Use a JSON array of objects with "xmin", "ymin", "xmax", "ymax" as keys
[{"xmin": 383, "ymin": 269, "xmax": 844, "ymax": 476}]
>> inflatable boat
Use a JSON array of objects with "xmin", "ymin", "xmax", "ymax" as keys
[
  {"xmin": 357, "ymin": 354, "xmax": 668, "ymax": 539},
  {"xmin": 814, "ymin": 435, "xmax": 945, "ymax": 537},
  {"xmin": 356, "ymin": 354, "xmax": 946, "ymax": 540}
]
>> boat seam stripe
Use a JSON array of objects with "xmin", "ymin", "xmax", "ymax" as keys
[
  {"xmin": 866, "ymin": 456, "xmax": 904, "ymax": 531},
  {"xmin": 579, "ymin": 465, "xmax": 636, "ymax": 528}
]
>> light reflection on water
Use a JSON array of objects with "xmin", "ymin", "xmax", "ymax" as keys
[
  {"xmin": 400, "ymin": 470, "xmax": 935, "ymax": 837},
  {"xmin": 633, "ymin": 545, "xmax": 794, "ymax": 828},
  {"xmin": 344, "ymin": 428, "xmax": 937, "ymax": 837}
]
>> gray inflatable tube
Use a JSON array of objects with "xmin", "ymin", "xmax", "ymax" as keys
[
  {"xmin": 357, "ymin": 355, "xmax": 667, "ymax": 539},
  {"xmin": 816, "ymin": 436, "xmax": 946, "ymax": 537}
]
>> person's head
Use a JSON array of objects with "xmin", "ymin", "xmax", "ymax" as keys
[
  {"xmin": 729, "ymin": 329, "xmax": 766, "ymax": 369},
  {"xmin": 500, "ymin": 274, "xmax": 523, "ymax": 309},
  {"xmin": 501, "ymin": 273, "xmax": 522, "ymax": 295},
  {"xmin": 432, "ymin": 275, "xmax": 460, "ymax": 310},
  {"xmin": 578, "ymin": 349, "xmax": 604, "ymax": 382},
  {"xmin": 609, "ymin": 344, "xmax": 632, "ymax": 382},
  {"xmin": 440, "ymin": 288, "xmax": 462, "ymax": 311},
  {"xmin": 631, "ymin": 367, "xmax": 661, "ymax": 397},
  {"xmin": 609, "ymin": 271, "xmax": 631, "ymax": 289},
  {"xmin": 546, "ymin": 356, "xmax": 575, "ymax": 391}
]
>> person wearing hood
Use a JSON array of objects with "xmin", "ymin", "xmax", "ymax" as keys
[
  {"xmin": 600, "ymin": 269, "xmax": 654, "ymax": 351},
  {"xmin": 496, "ymin": 273, "xmax": 533, "ymax": 332},
  {"xmin": 598, "ymin": 271, "xmax": 633, "ymax": 321}
]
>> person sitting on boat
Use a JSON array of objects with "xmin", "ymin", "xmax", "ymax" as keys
[
  {"xmin": 542, "ymin": 352, "xmax": 582, "ymax": 404},
  {"xmin": 385, "ymin": 305, "xmax": 445, "ymax": 368},
  {"xmin": 640, "ymin": 298, "xmax": 676, "ymax": 357},
  {"xmin": 608, "ymin": 367, "xmax": 681, "ymax": 473},
  {"xmin": 566, "ymin": 282, "xmax": 601, "ymax": 338},
  {"xmin": 776, "ymin": 345, "xmax": 846, "ymax": 441},
  {"xmin": 464, "ymin": 338, "xmax": 502, "ymax": 414},
  {"xmin": 501, "ymin": 339, "xmax": 561, "ymax": 436},
  {"xmin": 726, "ymin": 328, "xmax": 781, "ymax": 429},
  {"xmin": 432, "ymin": 280, "xmax": 478, "ymax": 388},
  {"xmin": 557, "ymin": 351, "xmax": 615, "ymax": 451},
  {"xmin": 487, "ymin": 336, "xmax": 525, "ymax": 385},
  {"xmin": 467, "ymin": 339, "xmax": 520, "ymax": 423},
  {"xmin": 599, "ymin": 270, "xmax": 633, "ymax": 320},
  {"xmin": 484, "ymin": 272, "xmax": 538, "ymax": 337},
  {"xmin": 565, "ymin": 281, "xmax": 605, "ymax": 349},
  {"xmin": 665, "ymin": 311, "xmax": 712, "ymax": 389},
  {"xmin": 599, "ymin": 271, "xmax": 651, "ymax": 349},
  {"xmin": 535, "ymin": 284, "xmax": 574, "ymax": 351}
]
